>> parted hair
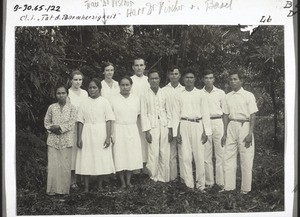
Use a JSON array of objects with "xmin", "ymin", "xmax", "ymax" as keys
[
  {"xmin": 89, "ymin": 78, "xmax": 102, "ymax": 90},
  {"xmin": 119, "ymin": 76, "xmax": 133, "ymax": 85}
]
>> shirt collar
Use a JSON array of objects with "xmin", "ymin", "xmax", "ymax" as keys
[
  {"xmin": 167, "ymin": 82, "xmax": 182, "ymax": 89},
  {"xmin": 232, "ymin": 87, "xmax": 244, "ymax": 94},
  {"xmin": 202, "ymin": 85, "xmax": 217, "ymax": 93}
]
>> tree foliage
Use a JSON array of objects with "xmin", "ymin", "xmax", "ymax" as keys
[{"xmin": 15, "ymin": 25, "xmax": 285, "ymax": 192}]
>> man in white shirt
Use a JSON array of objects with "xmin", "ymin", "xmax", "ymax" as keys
[
  {"xmin": 221, "ymin": 70, "xmax": 258, "ymax": 194},
  {"xmin": 141, "ymin": 69, "xmax": 171, "ymax": 182},
  {"xmin": 174, "ymin": 71, "xmax": 212, "ymax": 191},
  {"xmin": 162, "ymin": 66, "xmax": 185, "ymax": 181},
  {"xmin": 130, "ymin": 58, "xmax": 150, "ymax": 173},
  {"xmin": 201, "ymin": 69, "xmax": 226, "ymax": 189}
]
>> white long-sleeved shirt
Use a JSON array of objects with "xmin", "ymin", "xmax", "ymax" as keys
[
  {"xmin": 173, "ymin": 87, "xmax": 212, "ymax": 136},
  {"xmin": 140, "ymin": 87, "xmax": 171, "ymax": 132},
  {"xmin": 130, "ymin": 75, "xmax": 150, "ymax": 98},
  {"xmin": 223, "ymin": 87, "xmax": 258, "ymax": 120},
  {"xmin": 162, "ymin": 82, "xmax": 185, "ymax": 135},
  {"xmin": 201, "ymin": 86, "xmax": 226, "ymax": 117}
]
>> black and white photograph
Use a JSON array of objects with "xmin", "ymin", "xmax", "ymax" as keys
[
  {"xmin": 14, "ymin": 25, "xmax": 286, "ymax": 215},
  {"xmin": 3, "ymin": 0, "xmax": 297, "ymax": 216}
]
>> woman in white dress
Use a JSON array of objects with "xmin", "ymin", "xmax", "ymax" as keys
[
  {"xmin": 111, "ymin": 76, "xmax": 143, "ymax": 188},
  {"xmin": 68, "ymin": 70, "xmax": 88, "ymax": 189},
  {"xmin": 100, "ymin": 62, "xmax": 120, "ymax": 102},
  {"xmin": 76, "ymin": 78, "xmax": 116, "ymax": 192}
]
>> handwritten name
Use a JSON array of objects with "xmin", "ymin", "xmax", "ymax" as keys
[
  {"xmin": 126, "ymin": 0, "xmax": 184, "ymax": 17},
  {"xmin": 84, "ymin": 0, "xmax": 134, "ymax": 9},
  {"xmin": 205, "ymin": 0, "xmax": 232, "ymax": 11}
]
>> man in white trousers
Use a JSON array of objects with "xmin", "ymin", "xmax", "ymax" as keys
[
  {"xmin": 162, "ymin": 66, "xmax": 185, "ymax": 181},
  {"xmin": 140, "ymin": 69, "xmax": 172, "ymax": 182},
  {"xmin": 201, "ymin": 69, "xmax": 226, "ymax": 189},
  {"xmin": 130, "ymin": 58, "xmax": 150, "ymax": 174},
  {"xmin": 221, "ymin": 70, "xmax": 258, "ymax": 194},
  {"xmin": 174, "ymin": 71, "xmax": 212, "ymax": 191}
]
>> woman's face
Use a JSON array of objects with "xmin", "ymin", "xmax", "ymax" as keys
[
  {"xmin": 103, "ymin": 65, "xmax": 114, "ymax": 79},
  {"xmin": 56, "ymin": 87, "xmax": 67, "ymax": 104},
  {"xmin": 71, "ymin": 74, "xmax": 83, "ymax": 89},
  {"xmin": 120, "ymin": 79, "xmax": 132, "ymax": 95},
  {"xmin": 88, "ymin": 81, "xmax": 100, "ymax": 98}
]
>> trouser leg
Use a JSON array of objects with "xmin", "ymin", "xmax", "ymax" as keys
[
  {"xmin": 213, "ymin": 119, "xmax": 225, "ymax": 186},
  {"xmin": 204, "ymin": 136, "xmax": 214, "ymax": 186},
  {"xmin": 239, "ymin": 123, "xmax": 255, "ymax": 192},
  {"xmin": 169, "ymin": 139, "xmax": 178, "ymax": 181},
  {"xmin": 179, "ymin": 121, "xmax": 194, "ymax": 188},
  {"xmin": 157, "ymin": 125, "xmax": 170, "ymax": 182},
  {"xmin": 192, "ymin": 122, "xmax": 205, "ymax": 190},
  {"xmin": 224, "ymin": 122, "xmax": 238, "ymax": 191},
  {"xmin": 146, "ymin": 126, "xmax": 160, "ymax": 181}
]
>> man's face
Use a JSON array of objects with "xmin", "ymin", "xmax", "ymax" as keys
[
  {"xmin": 132, "ymin": 59, "xmax": 146, "ymax": 76},
  {"xmin": 148, "ymin": 72, "xmax": 160, "ymax": 88},
  {"xmin": 203, "ymin": 73, "xmax": 215, "ymax": 87},
  {"xmin": 229, "ymin": 74, "xmax": 242, "ymax": 91},
  {"xmin": 168, "ymin": 69, "xmax": 181, "ymax": 83},
  {"xmin": 183, "ymin": 73, "xmax": 195, "ymax": 87}
]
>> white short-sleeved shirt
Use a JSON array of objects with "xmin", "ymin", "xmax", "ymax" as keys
[
  {"xmin": 173, "ymin": 87, "xmax": 212, "ymax": 136},
  {"xmin": 201, "ymin": 86, "xmax": 226, "ymax": 117},
  {"xmin": 100, "ymin": 80, "xmax": 120, "ymax": 102},
  {"xmin": 223, "ymin": 87, "xmax": 258, "ymax": 120}
]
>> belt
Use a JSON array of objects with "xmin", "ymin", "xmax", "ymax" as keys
[
  {"xmin": 181, "ymin": 117, "xmax": 202, "ymax": 123},
  {"xmin": 210, "ymin": 116, "xmax": 222, "ymax": 120},
  {"xmin": 230, "ymin": 118, "xmax": 249, "ymax": 126}
]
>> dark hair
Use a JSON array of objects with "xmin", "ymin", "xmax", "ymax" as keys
[
  {"xmin": 89, "ymin": 78, "xmax": 102, "ymax": 90},
  {"xmin": 148, "ymin": 68, "xmax": 161, "ymax": 78},
  {"xmin": 228, "ymin": 68, "xmax": 244, "ymax": 80},
  {"xmin": 55, "ymin": 83, "xmax": 69, "ymax": 95},
  {"xmin": 132, "ymin": 58, "xmax": 146, "ymax": 66},
  {"xmin": 203, "ymin": 69, "xmax": 214, "ymax": 77},
  {"xmin": 168, "ymin": 65, "xmax": 180, "ymax": 74},
  {"xmin": 70, "ymin": 69, "xmax": 84, "ymax": 79},
  {"xmin": 119, "ymin": 76, "xmax": 133, "ymax": 85},
  {"xmin": 101, "ymin": 61, "xmax": 114, "ymax": 71}
]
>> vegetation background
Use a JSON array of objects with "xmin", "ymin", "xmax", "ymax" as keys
[{"xmin": 15, "ymin": 25, "xmax": 284, "ymax": 215}]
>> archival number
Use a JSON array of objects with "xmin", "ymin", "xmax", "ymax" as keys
[
  {"xmin": 14, "ymin": 4, "xmax": 61, "ymax": 12},
  {"xmin": 260, "ymin": 15, "xmax": 272, "ymax": 23}
]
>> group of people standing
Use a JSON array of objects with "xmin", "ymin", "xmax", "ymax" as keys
[{"xmin": 44, "ymin": 58, "xmax": 258, "ymax": 196}]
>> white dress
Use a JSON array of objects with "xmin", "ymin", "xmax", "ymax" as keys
[
  {"xmin": 100, "ymin": 80, "xmax": 120, "ymax": 102},
  {"xmin": 68, "ymin": 88, "xmax": 88, "ymax": 170},
  {"xmin": 75, "ymin": 96, "xmax": 116, "ymax": 175},
  {"xmin": 111, "ymin": 94, "xmax": 143, "ymax": 172}
]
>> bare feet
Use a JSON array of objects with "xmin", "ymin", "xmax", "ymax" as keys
[{"xmin": 127, "ymin": 183, "xmax": 133, "ymax": 188}]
